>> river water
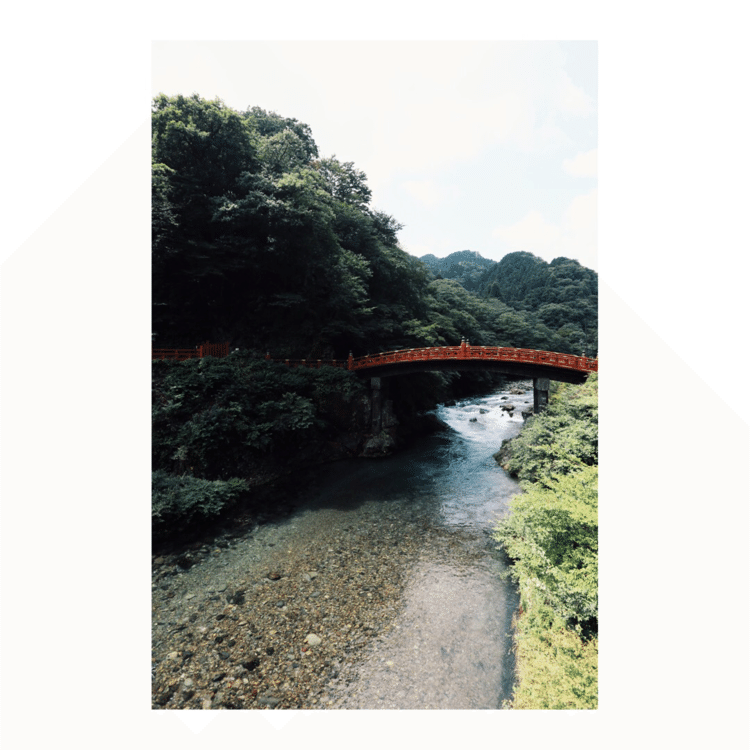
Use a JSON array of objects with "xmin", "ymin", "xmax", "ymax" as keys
[
  {"xmin": 320, "ymin": 383, "xmax": 530, "ymax": 709},
  {"xmin": 152, "ymin": 381, "xmax": 531, "ymax": 710}
]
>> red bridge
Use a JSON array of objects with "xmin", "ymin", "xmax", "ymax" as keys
[
  {"xmin": 153, "ymin": 340, "xmax": 596, "ymax": 413},
  {"xmin": 267, "ymin": 339, "xmax": 596, "ymax": 413},
  {"xmin": 153, "ymin": 340, "xmax": 596, "ymax": 382},
  {"xmin": 151, "ymin": 341, "xmax": 231, "ymax": 361},
  {"xmin": 267, "ymin": 339, "xmax": 596, "ymax": 385}
]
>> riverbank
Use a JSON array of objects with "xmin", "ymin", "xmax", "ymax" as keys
[{"xmin": 493, "ymin": 374, "xmax": 598, "ymax": 709}]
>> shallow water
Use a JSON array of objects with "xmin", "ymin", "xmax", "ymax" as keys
[{"xmin": 316, "ymin": 383, "xmax": 531, "ymax": 708}]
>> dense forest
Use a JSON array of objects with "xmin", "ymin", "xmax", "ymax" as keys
[
  {"xmin": 419, "ymin": 249, "xmax": 495, "ymax": 291},
  {"xmin": 152, "ymin": 94, "xmax": 597, "ymax": 361}
]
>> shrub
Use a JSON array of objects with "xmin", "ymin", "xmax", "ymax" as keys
[
  {"xmin": 152, "ymin": 470, "xmax": 247, "ymax": 538},
  {"xmin": 496, "ymin": 465, "xmax": 598, "ymax": 629},
  {"xmin": 494, "ymin": 372, "xmax": 598, "ymax": 708},
  {"xmin": 511, "ymin": 606, "xmax": 598, "ymax": 710},
  {"xmin": 502, "ymin": 373, "xmax": 597, "ymax": 483},
  {"xmin": 152, "ymin": 355, "xmax": 366, "ymax": 479}
]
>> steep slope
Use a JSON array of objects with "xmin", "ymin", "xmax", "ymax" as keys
[{"xmin": 418, "ymin": 250, "xmax": 496, "ymax": 290}]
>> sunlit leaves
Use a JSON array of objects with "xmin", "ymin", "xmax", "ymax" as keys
[
  {"xmin": 502, "ymin": 375, "xmax": 598, "ymax": 483},
  {"xmin": 497, "ymin": 465, "xmax": 598, "ymax": 624},
  {"xmin": 494, "ymin": 372, "xmax": 598, "ymax": 707}
]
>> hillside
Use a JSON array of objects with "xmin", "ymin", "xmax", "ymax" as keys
[
  {"xmin": 476, "ymin": 252, "xmax": 598, "ymax": 357},
  {"xmin": 418, "ymin": 250, "xmax": 496, "ymax": 291}
]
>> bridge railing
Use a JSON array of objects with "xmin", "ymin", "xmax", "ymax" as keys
[
  {"xmin": 152, "ymin": 341, "xmax": 230, "ymax": 361},
  {"xmin": 152, "ymin": 342, "xmax": 598, "ymax": 374},
  {"xmin": 346, "ymin": 345, "xmax": 597, "ymax": 373}
]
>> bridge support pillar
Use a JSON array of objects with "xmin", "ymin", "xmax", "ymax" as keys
[
  {"xmin": 533, "ymin": 377, "xmax": 550, "ymax": 414},
  {"xmin": 370, "ymin": 377, "xmax": 382, "ymax": 432}
]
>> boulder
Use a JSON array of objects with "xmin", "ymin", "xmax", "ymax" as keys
[{"xmin": 361, "ymin": 430, "xmax": 397, "ymax": 457}]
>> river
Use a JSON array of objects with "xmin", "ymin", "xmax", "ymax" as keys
[
  {"xmin": 151, "ymin": 380, "xmax": 531, "ymax": 710},
  {"xmin": 323, "ymin": 383, "xmax": 528, "ymax": 709}
]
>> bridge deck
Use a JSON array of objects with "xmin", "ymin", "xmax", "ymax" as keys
[
  {"xmin": 270, "ymin": 343, "xmax": 597, "ymax": 384},
  {"xmin": 269, "ymin": 344, "xmax": 599, "ymax": 380},
  {"xmin": 152, "ymin": 341, "xmax": 597, "ymax": 384}
]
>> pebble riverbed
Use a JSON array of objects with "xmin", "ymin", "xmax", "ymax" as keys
[{"xmin": 152, "ymin": 497, "xmax": 430, "ymax": 710}]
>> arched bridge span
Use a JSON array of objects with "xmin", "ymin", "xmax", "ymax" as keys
[
  {"xmin": 269, "ymin": 341, "xmax": 597, "ymax": 414},
  {"xmin": 343, "ymin": 343, "xmax": 595, "ymax": 384},
  {"xmin": 270, "ymin": 341, "xmax": 596, "ymax": 383},
  {"xmin": 152, "ymin": 341, "xmax": 597, "ymax": 416}
]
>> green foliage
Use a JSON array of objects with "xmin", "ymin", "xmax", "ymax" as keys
[
  {"xmin": 152, "ymin": 94, "xmax": 596, "ymax": 362},
  {"xmin": 476, "ymin": 251, "xmax": 598, "ymax": 356},
  {"xmin": 151, "ymin": 94, "xmax": 416, "ymax": 355},
  {"xmin": 152, "ymin": 354, "xmax": 366, "ymax": 480},
  {"xmin": 419, "ymin": 250, "xmax": 495, "ymax": 291},
  {"xmin": 152, "ymin": 470, "xmax": 247, "ymax": 537},
  {"xmin": 511, "ymin": 605, "xmax": 598, "ymax": 710},
  {"xmin": 502, "ymin": 374, "xmax": 598, "ymax": 483},
  {"xmin": 496, "ymin": 465, "xmax": 598, "ymax": 628},
  {"xmin": 494, "ymin": 373, "xmax": 598, "ymax": 708}
]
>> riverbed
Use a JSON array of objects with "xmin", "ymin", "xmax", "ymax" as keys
[{"xmin": 151, "ymin": 381, "xmax": 532, "ymax": 709}]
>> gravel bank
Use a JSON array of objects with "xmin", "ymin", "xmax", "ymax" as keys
[{"xmin": 152, "ymin": 498, "xmax": 426, "ymax": 710}]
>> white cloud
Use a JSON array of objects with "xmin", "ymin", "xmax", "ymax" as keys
[
  {"xmin": 491, "ymin": 189, "xmax": 597, "ymax": 270},
  {"xmin": 556, "ymin": 71, "xmax": 595, "ymax": 117},
  {"xmin": 153, "ymin": 41, "xmax": 596, "ymax": 196},
  {"xmin": 560, "ymin": 189, "xmax": 597, "ymax": 269},
  {"xmin": 492, "ymin": 210, "xmax": 560, "ymax": 249},
  {"xmin": 563, "ymin": 148, "xmax": 598, "ymax": 177},
  {"xmin": 401, "ymin": 242, "xmax": 434, "ymax": 258},
  {"xmin": 401, "ymin": 179, "xmax": 445, "ymax": 207},
  {"xmin": 255, "ymin": 42, "xmax": 585, "ymax": 187}
]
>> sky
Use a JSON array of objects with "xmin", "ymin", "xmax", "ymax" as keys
[{"xmin": 152, "ymin": 41, "xmax": 598, "ymax": 269}]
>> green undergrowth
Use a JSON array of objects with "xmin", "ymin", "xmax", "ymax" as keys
[
  {"xmin": 152, "ymin": 352, "xmax": 368, "ymax": 541},
  {"xmin": 152, "ymin": 471, "xmax": 247, "ymax": 540},
  {"xmin": 152, "ymin": 351, "xmax": 366, "ymax": 479},
  {"xmin": 511, "ymin": 595, "xmax": 598, "ymax": 710},
  {"xmin": 495, "ymin": 373, "xmax": 598, "ymax": 709},
  {"xmin": 499, "ymin": 374, "xmax": 597, "ymax": 483}
]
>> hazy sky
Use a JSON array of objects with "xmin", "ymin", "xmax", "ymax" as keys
[{"xmin": 152, "ymin": 41, "xmax": 597, "ymax": 269}]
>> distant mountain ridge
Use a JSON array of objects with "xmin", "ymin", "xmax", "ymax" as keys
[
  {"xmin": 418, "ymin": 249, "xmax": 597, "ymax": 355},
  {"xmin": 418, "ymin": 250, "xmax": 496, "ymax": 291}
]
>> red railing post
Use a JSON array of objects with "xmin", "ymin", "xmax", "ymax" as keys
[{"xmin": 348, "ymin": 352, "xmax": 354, "ymax": 370}]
